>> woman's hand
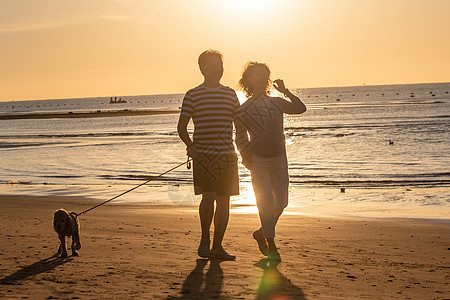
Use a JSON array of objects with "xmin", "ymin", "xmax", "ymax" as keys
[
  {"xmin": 273, "ymin": 79, "xmax": 289, "ymax": 94},
  {"xmin": 272, "ymin": 79, "xmax": 307, "ymax": 114}
]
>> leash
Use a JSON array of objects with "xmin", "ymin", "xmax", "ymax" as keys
[{"xmin": 75, "ymin": 157, "xmax": 192, "ymax": 217}]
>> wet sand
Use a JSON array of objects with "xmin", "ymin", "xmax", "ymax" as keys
[
  {"xmin": 0, "ymin": 195, "xmax": 449, "ymax": 299},
  {"xmin": 0, "ymin": 109, "xmax": 180, "ymax": 120}
]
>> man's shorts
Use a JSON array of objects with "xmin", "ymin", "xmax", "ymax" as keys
[{"xmin": 193, "ymin": 152, "xmax": 239, "ymax": 196}]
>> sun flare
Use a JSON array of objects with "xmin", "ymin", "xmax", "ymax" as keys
[{"xmin": 226, "ymin": 0, "xmax": 274, "ymax": 13}]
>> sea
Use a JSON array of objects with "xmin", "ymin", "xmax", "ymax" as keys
[{"xmin": 1, "ymin": 82, "xmax": 449, "ymax": 217}]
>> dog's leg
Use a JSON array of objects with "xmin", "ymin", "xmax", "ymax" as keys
[
  {"xmin": 57, "ymin": 244, "xmax": 61, "ymax": 255},
  {"xmin": 71, "ymin": 236, "xmax": 79, "ymax": 256},
  {"xmin": 73, "ymin": 231, "xmax": 81, "ymax": 250},
  {"xmin": 59, "ymin": 234, "xmax": 68, "ymax": 258}
]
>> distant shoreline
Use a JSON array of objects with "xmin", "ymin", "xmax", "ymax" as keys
[
  {"xmin": 1, "ymin": 82, "xmax": 449, "ymax": 103},
  {"xmin": 0, "ymin": 108, "xmax": 180, "ymax": 120}
]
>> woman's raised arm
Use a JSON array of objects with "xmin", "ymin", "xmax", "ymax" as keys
[{"xmin": 273, "ymin": 79, "xmax": 307, "ymax": 114}]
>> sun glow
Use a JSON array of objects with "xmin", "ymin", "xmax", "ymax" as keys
[
  {"xmin": 225, "ymin": 0, "xmax": 275, "ymax": 13},
  {"xmin": 236, "ymin": 90, "xmax": 247, "ymax": 104},
  {"xmin": 1, "ymin": 1, "xmax": 449, "ymax": 101},
  {"xmin": 231, "ymin": 181, "xmax": 259, "ymax": 214}
]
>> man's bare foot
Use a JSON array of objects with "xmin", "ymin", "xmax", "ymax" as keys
[
  {"xmin": 198, "ymin": 239, "xmax": 210, "ymax": 258},
  {"xmin": 209, "ymin": 246, "xmax": 236, "ymax": 260}
]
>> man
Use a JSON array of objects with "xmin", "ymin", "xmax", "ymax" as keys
[{"xmin": 177, "ymin": 49, "xmax": 241, "ymax": 260}]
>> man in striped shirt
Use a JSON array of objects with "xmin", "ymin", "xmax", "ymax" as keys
[{"xmin": 177, "ymin": 49, "xmax": 241, "ymax": 260}]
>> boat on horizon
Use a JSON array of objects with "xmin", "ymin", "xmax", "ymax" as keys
[{"xmin": 110, "ymin": 97, "xmax": 127, "ymax": 104}]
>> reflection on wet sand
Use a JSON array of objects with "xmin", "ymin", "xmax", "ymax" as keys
[{"xmin": 255, "ymin": 258, "xmax": 306, "ymax": 300}]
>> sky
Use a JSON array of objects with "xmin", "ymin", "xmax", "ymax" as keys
[{"xmin": 0, "ymin": 0, "xmax": 449, "ymax": 101}]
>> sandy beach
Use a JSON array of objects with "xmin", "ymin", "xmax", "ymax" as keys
[{"xmin": 0, "ymin": 195, "xmax": 448, "ymax": 299}]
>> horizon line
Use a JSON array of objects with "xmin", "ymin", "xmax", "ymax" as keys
[{"xmin": 1, "ymin": 81, "xmax": 449, "ymax": 103}]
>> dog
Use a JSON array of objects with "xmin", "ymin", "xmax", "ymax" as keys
[{"xmin": 53, "ymin": 209, "xmax": 81, "ymax": 257}]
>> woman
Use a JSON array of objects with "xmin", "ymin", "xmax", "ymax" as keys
[{"xmin": 236, "ymin": 62, "xmax": 306, "ymax": 261}]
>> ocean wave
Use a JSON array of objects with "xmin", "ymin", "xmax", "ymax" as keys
[
  {"xmin": 0, "ymin": 141, "xmax": 71, "ymax": 149},
  {"xmin": 424, "ymin": 115, "xmax": 450, "ymax": 119},
  {"xmin": 289, "ymin": 162, "xmax": 430, "ymax": 168},
  {"xmin": 6, "ymin": 175, "xmax": 447, "ymax": 188},
  {"xmin": 42, "ymin": 175, "xmax": 86, "ymax": 179},
  {"xmin": 98, "ymin": 174, "xmax": 191, "ymax": 182},
  {"xmin": 284, "ymin": 120, "xmax": 448, "ymax": 132},
  {"xmin": 289, "ymin": 172, "xmax": 450, "ymax": 178},
  {"xmin": 286, "ymin": 132, "xmax": 355, "ymax": 137},
  {"xmin": 96, "ymin": 173, "xmax": 450, "ymax": 188},
  {"xmin": 288, "ymin": 179, "xmax": 450, "ymax": 187},
  {"xmin": 0, "ymin": 131, "xmax": 178, "ymax": 139},
  {"xmin": 306, "ymin": 99, "xmax": 448, "ymax": 109}
]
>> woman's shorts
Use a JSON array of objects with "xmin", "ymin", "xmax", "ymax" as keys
[{"xmin": 193, "ymin": 152, "xmax": 239, "ymax": 196}]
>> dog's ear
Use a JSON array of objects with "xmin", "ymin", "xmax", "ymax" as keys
[
  {"xmin": 54, "ymin": 209, "xmax": 70, "ymax": 220},
  {"xmin": 61, "ymin": 209, "xmax": 70, "ymax": 220},
  {"xmin": 54, "ymin": 209, "xmax": 70, "ymax": 233}
]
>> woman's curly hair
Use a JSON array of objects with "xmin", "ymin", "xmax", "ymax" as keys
[{"xmin": 239, "ymin": 62, "xmax": 272, "ymax": 97}]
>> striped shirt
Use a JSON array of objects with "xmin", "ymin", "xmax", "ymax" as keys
[{"xmin": 180, "ymin": 84, "xmax": 241, "ymax": 155}]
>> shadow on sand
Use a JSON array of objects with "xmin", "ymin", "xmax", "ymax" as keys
[
  {"xmin": 0, "ymin": 254, "xmax": 73, "ymax": 285},
  {"xmin": 168, "ymin": 257, "xmax": 305, "ymax": 299},
  {"xmin": 255, "ymin": 258, "xmax": 306, "ymax": 300},
  {"xmin": 167, "ymin": 258, "xmax": 226, "ymax": 299}
]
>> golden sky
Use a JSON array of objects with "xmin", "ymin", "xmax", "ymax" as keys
[{"xmin": 0, "ymin": 0, "xmax": 449, "ymax": 101}]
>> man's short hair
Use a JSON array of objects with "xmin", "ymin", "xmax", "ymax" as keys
[{"xmin": 198, "ymin": 49, "xmax": 223, "ymax": 72}]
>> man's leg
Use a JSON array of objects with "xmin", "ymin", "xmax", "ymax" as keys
[
  {"xmin": 198, "ymin": 191, "xmax": 216, "ymax": 257},
  {"xmin": 211, "ymin": 195, "xmax": 230, "ymax": 250},
  {"xmin": 209, "ymin": 195, "xmax": 235, "ymax": 260},
  {"xmin": 199, "ymin": 191, "xmax": 216, "ymax": 240}
]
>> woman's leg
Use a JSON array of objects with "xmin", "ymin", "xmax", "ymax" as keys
[
  {"xmin": 271, "ymin": 154, "xmax": 289, "ymax": 229},
  {"xmin": 265, "ymin": 154, "xmax": 289, "ymax": 260},
  {"xmin": 251, "ymin": 155, "xmax": 276, "ymax": 239}
]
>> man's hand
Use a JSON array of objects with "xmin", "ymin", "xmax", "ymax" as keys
[
  {"xmin": 241, "ymin": 152, "xmax": 253, "ymax": 170},
  {"xmin": 186, "ymin": 143, "xmax": 197, "ymax": 158},
  {"xmin": 273, "ymin": 79, "xmax": 288, "ymax": 94}
]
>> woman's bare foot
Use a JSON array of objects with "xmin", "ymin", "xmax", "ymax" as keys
[
  {"xmin": 268, "ymin": 249, "xmax": 281, "ymax": 261},
  {"xmin": 267, "ymin": 238, "xmax": 281, "ymax": 261},
  {"xmin": 253, "ymin": 228, "xmax": 269, "ymax": 256}
]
